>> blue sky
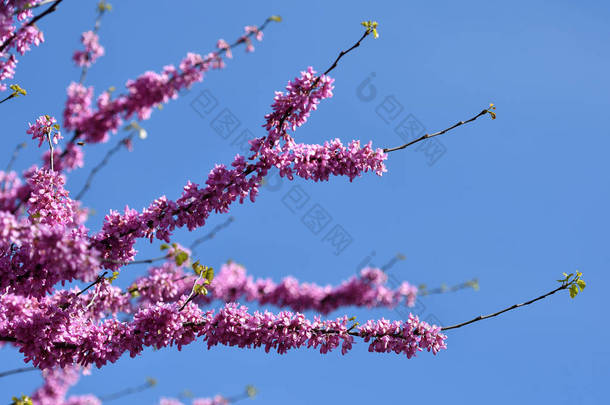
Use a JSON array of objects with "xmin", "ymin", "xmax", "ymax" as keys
[{"xmin": 1, "ymin": 0, "xmax": 609, "ymax": 403}]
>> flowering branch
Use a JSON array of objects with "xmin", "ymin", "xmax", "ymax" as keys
[
  {"xmin": 131, "ymin": 262, "xmax": 420, "ymax": 314},
  {"xmin": 0, "ymin": 0, "xmax": 63, "ymax": 53},
  {"xmin": 77, "ymin": 2, "xmax": 110, "ymax": 84}
]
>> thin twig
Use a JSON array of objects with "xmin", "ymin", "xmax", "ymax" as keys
[
  {"xmin": 85, "ymin": 282, "xmax": 102, "ymax": 309},
  {"xmin": 16, "ymin": 0, "xmax": 57, "ymax": 14},
  {"xmin": 46, "ymin": 132, "xmax": 54, "ymax": 171},
  {"xmin": 419, "ymin": 278, "xmax": 478, "ymax": 296},
  {"xmin": 179, "ymin": 273, "xmax": 205, "ymax": 311},
  {"xmin": 103, "ymin": 254, "xmax": 170, "ymax": 267},
  {"xmin": 64, "ymin": 16, "xmax": 277, "ymax": 152},
  {"xmin": 96, "ymin": 26, "xmax": 375, "ymax": 249},
  {"xmin": 75, "ymin": 272, "xmax": 107, "ymax": 297},
  {"xmin": 223, "ymin": 393, "xmax": 253, "ymax": 403},
  {"xmin": 0, "ymin": 0, "xmax": 64, "ymax": 53},
  {"xmin": 79, "ymin": 6, "xmax": 108, "ymax": 84},
  {"xmin": 5, "ymin": 142, "xmax": 25, "ymax": 173},
  {"xmin": 441, "ymin": 282, "xmax": 569, "ymax": 331},
  {"xmin": 383, "ymin": 109, "xmax": 490, "ymax": 153},
  {"xmin": 75, "ymin": 134, "xmax": 133, "ymax": 201},
  {"xmin": 0, "ymin": 366, "xmax": 36, "ymax": 378},
  {"xmin": 323, "ymin": 30, "xmax": 369, "ymax": 77},
  {"xmin": 190, "ymin": 216, "xmax": 235, "ymax": 254},
  {"xmin": 0, "ymin": 94, "xmax": 16, "ymax": 104},
  {"xmin": 98, "ymin": 380, "xmax": 156, "ymax": 402}
]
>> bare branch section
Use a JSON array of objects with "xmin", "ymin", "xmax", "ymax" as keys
[
  {"xmin": 0, "ymin": 366, "xmax": 36, "ymax": 378},
  {"xmin": 441, "ymin": 272, "xmax": 585, "ymax": 331},
  {"xmin": 75, "ymin": 133, "xmax": 133, "ymax": 201},
  {"xmin": 384, "ymin": 106, "xmax": 495, "ymax": 153},
  {"xmin": 98, "ymin": 378, "xmax": 157, "ymax": 402}
]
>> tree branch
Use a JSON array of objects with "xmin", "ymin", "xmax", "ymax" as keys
[
  {"xmin": 441, "ymin": 279, "xmax": 574, "ymax": 331},
  {"xmin": 74, "ymin": 134, "xmax": 133, "ymax": 201},
  {"xmin": 0, "ymin": 366, "xmax": 36, "ymax": 378},
  {"xmin": 383, "ymin": 108, "xmax": 492, "ymax": 153},
  {"xmin": 0, "ymin": 0, "xmax": 64, "ymax": 53}
]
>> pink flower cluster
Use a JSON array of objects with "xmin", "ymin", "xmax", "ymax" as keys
[
  {"xmin": 72, "ymin": 30, "xmax": 104, "ymax": 67},
  {"xmin": 63, "ymin": 82, "xmax": 94, "ymax": 132},
  {"xmin": 59, "ymin": 24, "xmax": 265, "ymax": 154},
  {"xmin": 0, "ymin": 170, "xmax": 26, "ymax": 212},
  {"xmin": 30, "ymin": 365, "xmax": 83, "ymax": 405},
  {"xmin": 27, "ymin": 115, "xmax": 62, "ymax": 147},
  {"xmin": 0, "ymin": 175, "xmax": 101, "ymax": 297},
  {"xmin": 0, "ymin": 1, "xmax": 45, "ymax": 91},
  {"xmin": 0, "ymin": 22, "xmax": 441, "ymax": 378},
  {"xmin": 92, "ymin": 68, "xmax": 386, "ymax": 266},
  {"xmin": 0, "ymin": 295, "xmax": 446, "ymax": 369},
  {"xmin": 133, "ymin": 261, "xmax": 418, "ymax": 314},
  {"xmin": 26, "ymin": 169, "xmax": 73, "ymax": 225},
  {"xmin": 241, "ymin": 25, "xmax": 263, "ymax": 52}
]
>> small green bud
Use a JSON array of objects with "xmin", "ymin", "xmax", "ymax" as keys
[
  {"xmin": 9, "ymin": 84, "xmax": 27, "ymax": 97},
  {"xmin": 246, "ymin": 385, "xmax": 258, "ymax": 398}
]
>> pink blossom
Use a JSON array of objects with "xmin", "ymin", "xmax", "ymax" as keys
[
  {"xmin": 27, "ymin": 115, "xmax": 62, "ymax": 147},
  {"xmin": 0, "ymin": 298, "xmax": 446, "ymax": 369},
  {"xmin": 216, "ymin": 39, "xmax": 232, "ymax": 59},
  {"xmin": 133, "ymin": 261, "xmax": 418, "ymax": 314},
  {"xmin": 72, "ymin": 30, "xmax": 104, "ymax": 67}
]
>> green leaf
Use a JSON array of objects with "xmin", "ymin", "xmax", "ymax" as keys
[
  {"xmin": 129, "ymin": 284, "xmax": 140, "ymax": 298},
  {"xmin": 569, "ymin": 284, "xmax": 579, "ymax": 298},
  {"xmin": 204, "ymin": 267, "xmax": 214, "ymax": 283},
  {"xmin": 246, "ymin": 385, "xmax": 258, "ymax": 398},
  {"xmin": 576, "ymin": 279, "xmax": 586, "ymax": 290},
  {"xmin": 269, "ymin": 15, "xmax": 282, "ymax": 22},
  {"xmin": 175, "ymin": 251, "xmax": 189, "ymax": 266},
  {"xmin": 11, "ymin": 396, "xmax": 32, "ymax": 405},
  {"xmin": 193, "ymin": 284, "xmax": 208, "ymax": 295},
  {"xmin": 9, "ymin": 84, "xmax": 26, "ymax": 96},
  {"xmin": 192, "ymin": 260, "xmax": 205, "ymax": 275},
  {"xmin": 160, "ymin": 243, "xmax": 170, "ymax": 250}
]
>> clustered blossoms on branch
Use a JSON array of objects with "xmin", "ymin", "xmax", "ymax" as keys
[
  {"xmin": 26, "ymin": 115, "xmax": 61, "ymax": 147},
  {"xmin": 0, "ymin": 291, "xmax": 447, "ymax": 369},
  {"xmin": 72, "ymin": 30, "xmax": 104, "ymax": 67},
  {"xmin": 61, "ymin": 23, "xmax": 268, "ymax": 156},
  {"xmin": 91, "ymin": 65, "xmax": 386, "ymax": 269},
  {"xmin": 1, "ymin": 10, "xmax": 585, "ymax": 405},
  {"xmin": 0, "ymin": 0, "xmax": 48, "ymax": 91},
  {"xmin": 132, "ymin": 261, "xmax": 419, "ymax": 314},
  {"xmin": 30, "ymin": 365, "xmax": 101, "ymax": 405},
  {"xmin": 0, "ymin": 19, "xmax": 446, "ymax": 378}
]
